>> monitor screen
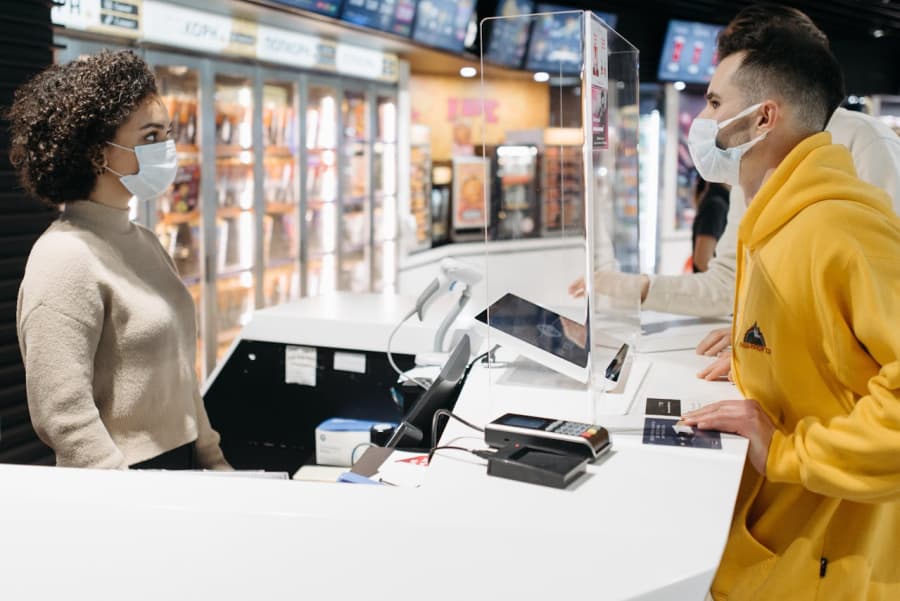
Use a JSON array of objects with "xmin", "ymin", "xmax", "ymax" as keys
[
  {"xmin": 412, "ymin": 0, "xmax": 476, "ymax": 53},
  {"xmin": 475, "ymin": 293, "xmax": 589, "ymax": 369},
  {"xmin": 657, "ymin": 19, "xmax": 724, "ymax": 84},
  {"xmin": 483, "ymin": 0, "xmax": 534, "ymax": 68},
  {"xmin": 341, "ymin": 0, "xmax": 417, "ymax": 37},
  {"xmin": 398, "ymin": 334, "xmax": 471, "ymax": 449},
  {"xmin": 269, "ymin": 0, "xmax": 344, "ymax": 18}
]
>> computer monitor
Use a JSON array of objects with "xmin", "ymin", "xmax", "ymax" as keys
[{"xmin": 391, "ymin": 333, "xmax": 471, "ymax": 449}]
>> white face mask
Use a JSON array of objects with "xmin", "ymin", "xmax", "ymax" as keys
[
  {"xmin": 106, "ymin": 139, "xmax": 178, "ymax": 201},
  {"xmin": 687, "ymin": 102, "xmax": 767, "ymax": 186}
]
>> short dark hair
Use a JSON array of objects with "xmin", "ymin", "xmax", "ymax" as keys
[
  {"xmin": 717, "ymin": 5, "xmax": 845, "ymax": 132},
  {"xmin": 7, "ymin": 50, "xmax": 158, "ymax": 205}
]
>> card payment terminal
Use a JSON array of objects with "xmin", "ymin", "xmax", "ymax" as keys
[{"xmin": 485, "ymin": 413, "xmax": 611, "ymax": 461}]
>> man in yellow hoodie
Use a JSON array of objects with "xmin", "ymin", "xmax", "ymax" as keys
[{"xmin": 678, "ymin": 11, "xmax": 900, "ymax": 601}]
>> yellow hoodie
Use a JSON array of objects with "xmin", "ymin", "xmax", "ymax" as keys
[{"xmin": 712, "ymin": 132, "xmax": 900, "ymax": 601}]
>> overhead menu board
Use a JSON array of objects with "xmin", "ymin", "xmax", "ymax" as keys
[
  {"xmin": 52, "ymin": 0, "xmax": 143, "ymax": 39},
  {"xmin": 657, "ymin": 19, "xmax": 724, "ymax": 84},
  {"xmin": 525, "ymin": 5, "xmax": 583, "ymax": 74},
  {"xmin": 412, "ymin": 0, "xmax": 476, "ymax": 53},
  {"xmin": 268, "ymin": 0, "xmax": 344, "ymax": 18},
  {"xmin": 483, "ymin": 0, "xmax": 534, "ymax": 68},
  {"xmin": 341, "ymin": 0, "xmax": 417, "ymax": 37}
]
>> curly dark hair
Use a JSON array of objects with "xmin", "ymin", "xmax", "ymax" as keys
[{"xmin": 7, "ymin": 49, "xmax": 158, "ymax": 205}]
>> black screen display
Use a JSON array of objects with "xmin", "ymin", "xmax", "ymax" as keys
[
  {"xmin": 476, "ymin": 293, "xmax": 589, "ymax": 367},
  {"xmin": 341, "ymin": 0, "xmax": 417, "ymax": 37},
  {"xmin": 270, "ymin": 0, "xmax": 344, "ymax": 17},
  {"xmin": 498, "ymin": 414, "xmax": 552, "ymax": 430},
  {"xmin": 484, "ymin": 0, "xmax": 534, "ymax": 68},
  {"xmin": 411, "ymin": 0, "xmax": 476, "ymax": 53},
  {"xmin": 657, "ymin": 19, "xmax": 723, "ymax": 84}
]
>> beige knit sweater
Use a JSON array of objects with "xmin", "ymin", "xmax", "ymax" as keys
[{"xmin": 17, "ymin": 200, "xmax": 230, "ymax": 470}]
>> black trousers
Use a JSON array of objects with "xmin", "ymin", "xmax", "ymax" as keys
[{"xmin": 130, "ymin": 441, "xmax": 197, "ymax": 470}]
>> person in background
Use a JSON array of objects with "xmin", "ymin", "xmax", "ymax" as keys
[
  {"xmin": 9, "ymin": 50, "xmax": 231, "ymax": 471},
  {"xmin": 673, "ymin": 7, "xmax": 900, "ymax": 600},
  {"xmin": 570, "ymin": 6, "xmax": 900, "ymax": 319},
  {"xmin": 690, "ymin": 175, "xmax": 730, "ymax": 272}
]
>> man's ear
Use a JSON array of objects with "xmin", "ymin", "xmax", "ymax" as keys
[{"xmin": 756, "ymin": 100, "xmax": 778, "ymax": 134}]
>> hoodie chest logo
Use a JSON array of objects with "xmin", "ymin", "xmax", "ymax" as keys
[{"xmin": 740, "ymin": 322, "xmax": 772, "ymax": 354}]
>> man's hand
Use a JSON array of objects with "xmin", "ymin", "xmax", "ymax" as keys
[
  {"xmin": 682, "ymin": 399, "xmax": 776, "ymax": 475},
  {"xmin": 698, "ymin": 351, "xmax": 732, "ymax": 381},
  {"xmin": 696, "ymin": 327, "xmax": 732, "ymax": 356}
]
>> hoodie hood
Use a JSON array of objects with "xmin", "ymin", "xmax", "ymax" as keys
[{"xmin": 738, "ymin": 132, "xmax": 894, "ymax": 252}]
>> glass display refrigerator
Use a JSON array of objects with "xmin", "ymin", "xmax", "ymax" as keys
[
  {"xmin": 213, "ymin": 69, "xmax": 257, "ymax": 363},
  {"xmin": 153, "ymin": 57, "xmax": 205, "ymax": 376},
  {"xmin": 339, "ymin": 87, "xmax": 371, "ymax": 292},
  {"xmin": 373, "ymin": 93, "xmax": 399, "ymax": 292},
  {"xmin": 305, "ymin": 83, "xmax": 339, "ymax": 297},
  {"xmin": 494, "ymin": 144, "xmax": 540, "ymax": 239},
  {"xmin": 261, "ymin": 78, "xmax": 301, "ymax": 308},
  {"xmin": 55, "ymin": 38, "xmax": 400, "ymax": 378},
  {"xmin": 541, "ymin": 130, "xmax": 585, "ymax": 237},
  {"xmin": 408, "ymin": 124, "xmax": 433, "ymax": 251}
]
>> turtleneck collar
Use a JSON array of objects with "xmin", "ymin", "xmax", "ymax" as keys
[{"xmin": 62, "ymin": 200, "xmax": 134, "ymax": 234}]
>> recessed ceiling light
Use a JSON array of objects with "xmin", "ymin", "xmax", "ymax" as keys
[
  {"xmin": 533, "ymin": 71, "xmax": 550, "ymax": 83},
  {"xmin": 460, "ymin": 66, "xmax": 477, "ymax": 78},
  {"xmin": 872, "ymin": 28, "xmax": 886, "ymax": 38}
]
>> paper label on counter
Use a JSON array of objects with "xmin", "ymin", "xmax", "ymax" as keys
[
  {"xmin": 285, "ymin": 345, "xmax": 317, "ymax": 387},
  {"xmin": 333, "ymin": 351, "xmax": 366, "ymax": 374}
]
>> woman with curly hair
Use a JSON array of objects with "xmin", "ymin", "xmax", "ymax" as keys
[{"xmin": 9, "ymin": 50, "xmax": 231, "ymax": 470}]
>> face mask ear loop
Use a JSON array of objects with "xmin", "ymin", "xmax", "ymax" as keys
[
  {"xmin": 714, "ymin": 102, "xmax": 764, "ymax": 151},
  {"xmin": 106, "ymin": 141, "xmax": 135, "ymax": 153}
]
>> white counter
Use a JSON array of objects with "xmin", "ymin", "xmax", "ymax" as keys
[{"xmin": 0, "ymin": 307, "xmax": 744, "ymax": 601}]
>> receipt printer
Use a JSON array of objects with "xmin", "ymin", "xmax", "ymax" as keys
[{"xmin": 315, "ymin": 418, "xmax": 397, "ymax": 466}]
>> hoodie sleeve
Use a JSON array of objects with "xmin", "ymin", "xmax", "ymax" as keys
[{"xmin": 766, "ymin": 246, "xmax": 900, "ymax": 503}]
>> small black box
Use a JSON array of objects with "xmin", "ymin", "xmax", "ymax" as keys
[{"xmin": 486, "ymin": 444, "xmax": 588, "ymax": 489}]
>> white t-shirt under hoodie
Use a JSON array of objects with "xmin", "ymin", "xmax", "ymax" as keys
[{"xmin": 17, "ymin": 199, "xmax": 230, "ymax": 469}]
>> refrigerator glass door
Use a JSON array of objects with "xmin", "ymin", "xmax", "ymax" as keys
[
  {"xmin": 339, "ymin": 87, "xmax": 371, "ymax": 292},
  {"xmin": 373, "ymin": 93, "xmax": 398, "ymax": 292},
  {"xmin": 306, "ymin": 83, "xmax": 339, "ymax": 296},
  {"xmin": 262, "ymin": 80, "xmax": 301, "ymax": 307},
  {"xmin": 214, "ymin": 73, "xmax": 255, "ymax": 361},
  {"xmin": 496, "ymin": 145, "xmax": 539, "ymax": 239},
  {"xmin": 153, "ymin": 63, "xmax": 204, "ymax": 377}
]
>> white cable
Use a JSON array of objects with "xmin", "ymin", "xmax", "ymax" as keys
[{"xmin": 387, "ymin": 307, "xmax": 431, "ymax": 390}]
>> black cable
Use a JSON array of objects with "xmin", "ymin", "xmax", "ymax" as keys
[
  {"xmin": 430, "ymin": 408, "xmax": 484, "ymax": 452},
  {"xmin": 427, "ymin": 445, "xmax": 492, "ymax": 464}
]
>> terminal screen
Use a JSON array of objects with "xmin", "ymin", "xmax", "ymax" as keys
[{"xmin": 476, "ymin": 293, "xmax": 589, "ymax": 368}]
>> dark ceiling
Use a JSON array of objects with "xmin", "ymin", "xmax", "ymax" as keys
[{"xmin": 475, "ymin": 0, "xmax": 900, "ymax": 94}]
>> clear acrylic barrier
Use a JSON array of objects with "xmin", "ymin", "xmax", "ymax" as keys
[{"xmin": 479, "ymin": 11, "xmax": 641, "ymax": 417}]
